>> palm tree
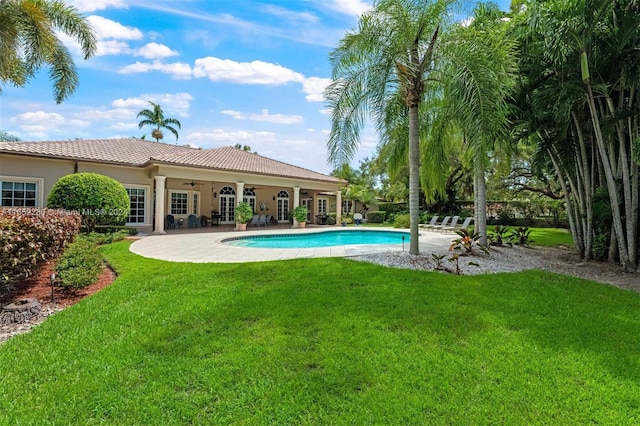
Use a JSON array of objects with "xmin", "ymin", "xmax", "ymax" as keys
[
  {"xmin": 137, "ymin": 101, "xmax": 182, "ymax": 142},
  {"xmin": 326, "ymin": 0, "xmax": 454, "ymax": 254},
  {"xmin": 326, "ymin": 0, "xmax": 517, "ymax": 252},
  {"xmin": 0, "ymin": 0, "xmax": 96, "ymax": 104}
]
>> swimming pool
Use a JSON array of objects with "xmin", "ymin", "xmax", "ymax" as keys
[{"xmin": 224, "ymin": 229, "xmax": 411, "ymax": 248}]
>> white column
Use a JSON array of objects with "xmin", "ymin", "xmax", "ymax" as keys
[
  {"xmin": 336, "ymin": 190, "xmax": 342, "ymax": 226},
  {"xmin": 292, "ymin": 186, "xmax": 301, "ymax": 227},
  {"xmin": 234, "ymin": 182, "xmax": 245, "ymax": 230},
  {"xmin": 235, "ymin": 182, "xmax": 245, "ymax": 204},
  {"xmin": 153, "ymin": 175, "xmax": 166, "ymax": 234}
]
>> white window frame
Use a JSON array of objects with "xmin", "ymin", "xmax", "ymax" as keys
[
  {"xmin": 169, "ymin": 190, "xmax": 189, "ymax": 216},
  {"xmin": 0, "ymin": 176, "xmax": 44, "ymax": 208},
  {"xmin": 317, "ymin": 197, "xmax": 328, "ymax": 215},
  {"xmin": 192, "ymin": 191, "xmax": 200, "ymax": 215},
  {"xmin": 123, "ymin": 184, "xmax": 150, "ymax": 226}
]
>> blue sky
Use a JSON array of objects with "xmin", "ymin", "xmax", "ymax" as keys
[{"xmin": 2, "ymin": 0, "xmax": 510, "ymax": 174}]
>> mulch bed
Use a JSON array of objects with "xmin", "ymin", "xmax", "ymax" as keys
[{"xmin": 0, "ymin": 261, "xmax": 117, "ymax": 308}]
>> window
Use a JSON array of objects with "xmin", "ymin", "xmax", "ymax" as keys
[
  {"xmin": 170, "ymin": 191, "xmax": 188, "ymax": 215},
  {"xmin": 126, "ymin": 187, "xmax": 146, "ymax": 224},
  {"xmin": 1, "ymin": 181, "xmax": 37, "ymax": 207},
  {"xmin": 318, "ymin": 198, "xmax": 327, "ymax": 215},
  {"xmin": 243, "ymin": 187, "xmax": 256, "ymax": 212},
  {"xmin": 342, "ymin": 200, "xmax": 352, "ymax": 214},
  {"xmin": 192, "ymin": 191, "xmax": 200, "ymax": 215}
]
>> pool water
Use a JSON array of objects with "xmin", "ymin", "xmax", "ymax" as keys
[{"xmin": 225, "ymin": 230, "xmax": 411, "ymax": 248}]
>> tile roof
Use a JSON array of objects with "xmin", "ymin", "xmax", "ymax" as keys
[{"xmin": 0, "ymin": 138, "xmax": 342, "ymax": 184}]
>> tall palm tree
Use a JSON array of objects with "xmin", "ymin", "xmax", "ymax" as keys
[
  {"xmin": 326, "ymin": 0, "xmax": 517, "ymax": 252},
  {"xmin": 137, "ymin": 101, "xmax": 182, "ymax": 142},
  {"xmin": 0, "ymin": 0, "xmax": 96, "ymax": 104},
  {"xmin": 326, "ymin": 0, "xmax": 453, "ymax": 254}
]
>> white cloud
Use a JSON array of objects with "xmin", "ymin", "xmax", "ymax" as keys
[
  {"xmin": 109, "ymin": 122, "xmax": 139, "ymax": 131},
  {"xmin": 319, "ymin": 108, "xmax": 332, "ymax": 115},
  {"xmin": 328, "ymin": 0, "xmax": 372, "ymax": 16},
  {"xmin": 221, "ymin": 109, "xmax": 303, "ymax": 124},
  {"xmin": 186, "ymin": 130, "xmax": 277, "ymax": 143},
  {"xmin": 68, "ymin": 0, "xmax": 127, "ymax": 13},
  {"xmin": 68, "ymin": 119, "xmax": 91, "ymax": 128},
  {"xmin": 301, "ymin": 76, "xmax": 331, "ymax": 102},
  {"xmin": 9, "ymin": 111, "xmax": 68, "ymax": 138},
  {"xmin": 261, "ymin": 5, "xmax": 318, "ymax": 23},
  {"xmin": 118, "ymin": 60, "xmax": 193, "ymax": 79},
  {"xmin": 96, "ymin": 40, "xmax": 131, "ymax": 56},
  {"xmin": 81, "ymin": 108, "xmax": 135, "ymax": 121},
  {"xmin": 193, "ymin": 57, "xmax": 304, "ymax": 85},
  {"xmin": 111, "ymin": 93, "xmax": 194, "ymax": 117},
  {"xmin": 11, "ymin": 111, "xmax": 65, "ymax": 126},
  {"xmin": 87, "ymin": 16, "xmax": 143, "ymax": 40},
  {"xmin": 135, "ymin": 43, "xmax": 178, "ymax": 59}
]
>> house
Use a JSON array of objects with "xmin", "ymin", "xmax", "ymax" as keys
[{"xmin": 0, "ymin": 138, "xmax": 345, "ymax": 233}]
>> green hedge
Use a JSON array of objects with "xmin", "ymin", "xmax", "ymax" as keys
[
  {"xmin": 0, "ymin": 208, "xmax": 81, "ymax": 289},
  {"xmin": 55, "ymin": 238, "xmax": 104, "ymax": 289},
  {"xmin": 366, "ymin": 211, "xmax": 386, "ymax": 223}
]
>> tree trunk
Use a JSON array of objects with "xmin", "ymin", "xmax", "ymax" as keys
[
  {"xmin": 584, "ymin": 82, "xmax": 633, "ymax": 270},
  {"xmin": 408, "ymin": 103, "xmax": 421, "ymax": 255},
  {"xmin": 475, "ymin": 164, "xmax": 487, "ymax": 247}
]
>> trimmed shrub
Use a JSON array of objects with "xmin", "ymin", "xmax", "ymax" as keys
[
  {"xmin": 393, "ymin": 213, "xmax": 410, "ymax": 228},
  {"xmin": 377, "ymin": 202, "xmax": 408, "ymax": 215},
  {"xmin": 55, "ymin": 238, "xmax": 103, "ymax": 289},
  {"xmin": 1, "ymin": 208, "xmax": 81, "ymax": 289},
  {"xmin": 80, "ymin": 230, "xmax": 130, "ymax": 245},
  {"xmin": 366, "ymin": 211, "xmax": 386, "ymax": 223},
  {"xmin": 47, "ymin": 173, "xmax": 129, "ymax": 231}
]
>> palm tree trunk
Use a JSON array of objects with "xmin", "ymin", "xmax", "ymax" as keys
[
  {"xmin": 585, "ymin": 82, "xmax": 633, "ymax": 270},
  {"xmin": 474, "ymin": 164, "xmax": 487, "ymax": 247},
  {"xmin": 408, "ymin": 103, "xmax": 420, "ymax": 254}
]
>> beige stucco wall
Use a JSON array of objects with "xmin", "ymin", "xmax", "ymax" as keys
[{"xmin": 1, "ymin": 154, "xmax": 344, "ymax": 228}]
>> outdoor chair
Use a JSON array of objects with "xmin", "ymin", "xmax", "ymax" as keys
[
  {"xmin": 166, "ymin": 214, "xmax": 177, "ymax": 229},
  {"xmin": 188, "ymin": 214, "xmax": 198, "ymax": 228},
  {"xmin": 430, "ymin": 216, "xmax": 451, "ymax": 232},
  {"xmin": 443, "ymin": 216, "xmax": 473, "ymax": 233},
  {"xmin": 249, "ymin": 214, "xmax": 260, "ymax": 227},
  {"xmin": 420, "ymin": 215, "xmax": 439, "ymax": 229}
]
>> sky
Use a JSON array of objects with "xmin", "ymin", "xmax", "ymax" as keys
[{"xmin": 1, "ymin": 0, "xmax": 511, "ymax": 175}]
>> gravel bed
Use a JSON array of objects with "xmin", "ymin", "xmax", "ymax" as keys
[{"xmin": 350, "ymin": 245, "xmax": 553, "ymax": 275}]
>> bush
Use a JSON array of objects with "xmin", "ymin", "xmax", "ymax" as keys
[
  {"xmin": 377, "ymin": 202, "xmax": 408, "ymax": 215},
  {"xmin": 47, "ymin": 173, "xmax": 129, "ymax": 231},
  {"xmin": 55, "ymin": 239, "xmax": 104, "ymax": 289},
  {"xmin": 393, "ymin": 213, "xmax": 411, "ymax": 228},
  {"xmin": 0, "ymin": 208, "xmax": 81, "ymax": 289},
  {"xmin": 80, "ymin": 230, "xmax": 130, "ymax": 245},
  {"xmin": 366, "ymin": 211, "xmax": 386, "ymax": 223}
]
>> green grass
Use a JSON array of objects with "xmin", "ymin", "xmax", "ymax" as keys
[
  {"xmin": 1, "ymin": 241, "xmax": 638, "ymax": 424},
  {"xmin": 527, "ymin": 227, "xmax": 574, "ymax": 248}
]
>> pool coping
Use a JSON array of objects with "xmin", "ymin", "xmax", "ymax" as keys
[{"xmin": 130, "ymin": 227, "xmax": 455, "ymax": 263}]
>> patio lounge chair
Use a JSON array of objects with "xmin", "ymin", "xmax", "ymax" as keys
[
  {"xmin": 420, "ymin": 215, "xmax": 439, "ymax": 229},
  {"xmin": 188, "ymin": 214, "xmax": 198, "ymax": 228},
  {"xmin": 428, "ymin": 216, "xmax": 450, "ymax": 232},
  {"xmin": 443, "ymin": 216, "xmax": 473, "ymax": 232},
  {"xmin": 258, "ymin": 214, "xmax": 272, "ymax": 227},
  {"xmin": 166, "ymin": 214, "xmax": 177, "ymax": 229},
  {"xmin": 249, "ymin": 214, "xmax": 260, "ymax": 227},
  {"xmin": 437, "ymin": 215, "xmax": 459, "ymax": 232}
]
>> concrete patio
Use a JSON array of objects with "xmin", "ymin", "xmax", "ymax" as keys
[{"xmin": 130, "ymin": 227, "xmax": 455, "ymax": 263}]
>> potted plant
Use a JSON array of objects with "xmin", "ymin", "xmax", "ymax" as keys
[
  {"xmin": 234, "ymin": 201, "xmax": 254, "ymax": 231},
  {"xmin": 292, "ymin": 206, "xmax": 309, "ymax": 228}
]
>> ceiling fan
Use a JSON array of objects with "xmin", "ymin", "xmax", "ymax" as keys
[
  {"xmin": 183, "ymin": 180, "xmax": 204, "ymax": 187},
  {"xmin": 245, "ymin": 186, "xmax": 263, "ymax": 191}
]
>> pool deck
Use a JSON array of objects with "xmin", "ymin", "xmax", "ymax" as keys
[{"xmin": 130, "ymin": 227, "xmax": 455, "ymax": 263}]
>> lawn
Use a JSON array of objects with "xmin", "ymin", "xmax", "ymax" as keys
[{"xmin": 1, "ymin": 241, "xmax": 638, "ymax": 424}]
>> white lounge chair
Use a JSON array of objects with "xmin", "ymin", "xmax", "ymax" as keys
[
  {"xmin": 420, "ymin": 215, "xmax": 439, "ymax": 229},
  {"xmin": 430, "ymin": 216, "xmax": 451, "ymax": 232},
  {"xmin": 443, "ymin": 216, "xmax": 473, "ymax": 232}
]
